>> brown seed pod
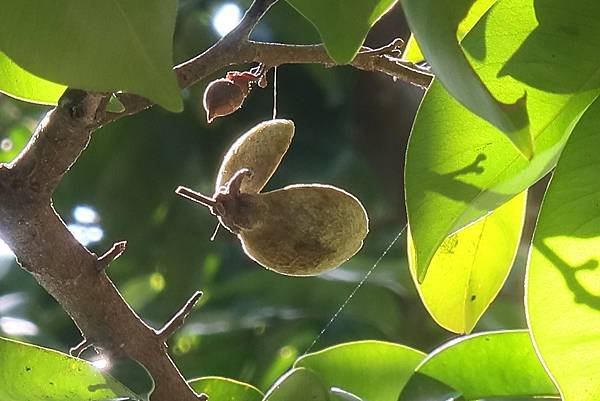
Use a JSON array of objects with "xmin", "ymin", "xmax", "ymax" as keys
[
  {"xmin": 203, "ymin": 78, "xmax": 245, "ymax": 123},
  {"xmin": 216, "ymin": 119, "xmax": 294, "ymax": 193},
  {"xmin": 176, "ymin": 120, "xmax": 369, "ymax": 276},
  {"xmin": 238, "ymin": 185, "xmax": 368, "ymax": 276}
]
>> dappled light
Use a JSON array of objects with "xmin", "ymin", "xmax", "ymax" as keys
[{"xmin": 212, "ymin": 3, "xmax": 242, "ymax": 37}]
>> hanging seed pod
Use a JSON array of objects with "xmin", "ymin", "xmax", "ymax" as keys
[
  {"xmin": 203, "ymin": 78, "xmax": 246, "ymax": 123},
  {"xmin": 216, "ymin": 119, "xmax": 294, "ymax": 193},
  {"xmin": 176, "ymin": 119, "xmax": 369, "ymax": 276},
  {"xmin": 202, "ymin": 68, "xmax": 267, "ymax": 123}
]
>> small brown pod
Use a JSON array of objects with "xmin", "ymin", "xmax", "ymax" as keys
[
  {"xmin": 203, "ymin": 78, "xmax": 245, "ymax": 123},
  {"xmin": 176, "ymin": 119, "xmax": 369, "ymax": 276}
]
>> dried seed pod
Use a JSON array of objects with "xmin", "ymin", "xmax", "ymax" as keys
[
  {"xmin": 238, "ymin": 185, "xmax": 368, "ymax": 276},
  {"xmin": 203, "ymin": 78, "xmax": 245, "ymax": 123},
  {"xmin": 176, "ymin": 120, "xmax": 369, "ymax": 276},
  {"xmin": 216, "ymin": 119, "xmax": 294, "ymax": 193}
]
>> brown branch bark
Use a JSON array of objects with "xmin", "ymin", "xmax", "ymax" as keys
[{"xmin": 0, "ymin": 0, "xmax": 432, "ymax": 400}]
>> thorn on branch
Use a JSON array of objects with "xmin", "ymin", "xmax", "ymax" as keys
[
  {"xmin": 70, "ymin": 338, "xmax": 92, "ymax": 357},
  {"xmin": 157, "ymin": 291, "xmax": 203, "ymax": 341},
  {"xmin": 198, "ymin": 393, "xmax": 209, "ymax": 401},
  {"xmin": 96, "ymin": 240, "xmax": 127, "ymax": 272}
]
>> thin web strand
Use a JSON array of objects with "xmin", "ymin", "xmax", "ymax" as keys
[
  {"xmin": 302, "ymin": 224, "xmax": 408, "ymax": 356},
  {"xmin": 272, "ymin": 66, "xmax": 278, "ymax": 119}
]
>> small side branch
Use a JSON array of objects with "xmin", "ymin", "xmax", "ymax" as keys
[
  {"xmin": 96, "ymin": 240, "xmax": 127, "ymax": 271},
  {"xmin": 157, "ymin": 291, "xmax": 203, "ymax": 341},
  {"xmin": 70, "ymin": 338, "xmax": 92, "ymax": 357}
]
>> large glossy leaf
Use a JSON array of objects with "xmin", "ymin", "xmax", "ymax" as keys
[
  {"xmin": 0, "ymin": 0, "xmax": 182, "ymax": 111},
  {"xmin": 397, "ymin": 373, "xmax": 464, "ymax": 401},
  {"xmin": 285, "ymin": 0, "xmax": 397, "ymax": 64},
  {"xmin": 527, "ymin": 96, "xmax": 600, "ymax": 401},
  {"xmin": 0, "ymin": 337, "xmax": 137, "ymax": 401},
  {"xmin": 0, "ymin": 52, "xmax": 66, "ymax": 105},
  {"xmin": 189, "ymin": 376, "xmax": 263, "ymax": 401},
  {"xmin": 402, "ymin": 0, "xmax": 532, "ymax": 158},
  {"xmin": 408, "ymin": 191, "xmax": 526, "ymax": 333},
  {"xmin": 263, "ymin": 368, "xmax": 331, "ymax": 401},
  {"xmin": 403, "ymin": 0, "xmax": 497, "ymax": 64},
  {"xmin": 295, "ymin": 340, "xmax": 425, "ymax": 401},
  {"xmin": 399, "ymin": 331, "xmax": 557, "ymax": 401},
  {"xmin": 406, "ymin": 0, "xmax": 600, "ymax": 282}
]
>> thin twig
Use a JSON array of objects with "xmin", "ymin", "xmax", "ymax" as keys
[
  {"xmin": 359, "ymin": 38, "xmax": 405, "ymax": 55},
  {"xmin": 96, "ymin": 240, "xmax": 127, "ymax": 271},
  {"xmin": 100, "ymin": 38, "xmax": 432, "ymax": 126},
  {"xmin": 70, "ymin": 338, "xmax": 92, "ymax": 357},
  {"xmin": 158, "ymin": 291, "xmax": 203, "ymax": 341}
]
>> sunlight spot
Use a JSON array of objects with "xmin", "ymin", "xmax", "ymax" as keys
[
  {"xmin": 0, "ymin": 317, "xmax": 39, "ymax": 336},
  {"xmin": 68, "ymin": 224, "xmax": 104, "ymax": 246},
  {"xmin": 212, "ymin": 3, "xmax": 242, "ymax": 37},
  {"xmin": 149, "ymin": 272, "xmax": 166, "ymax": 292},
  {"xmin": 91, "ymin": 356, "xmax": 110, "ymax": 370},
  {"xmin": 278, "ymin": 345, "xmax": 296, "ymax": 359},
  {"xmin": 0, "ymin": 238, "xmax": 14, "ymax": 258},
  {"xmin": 73, "ymin": 205, "xmax": 99, "ymax": 224},
  {"xmin": 1, "ymin": 138, "xmax": 13, "ymax": 152},
  {"xmin": 0, "ymin": 293, "xmax": 26, "ymax": 313}
]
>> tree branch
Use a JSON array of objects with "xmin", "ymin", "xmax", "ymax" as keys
[
  {"xmin": 0, "ymin": 1, "xmax": 432, "ymax": 401},
  {"xmin": 158, "ymin": 291, "xmax": 203, "ymax": 341}
]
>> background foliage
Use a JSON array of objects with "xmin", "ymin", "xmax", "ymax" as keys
[{"xmin": 3, "ymin": 0, "xmax": 592, "ymax": 399}]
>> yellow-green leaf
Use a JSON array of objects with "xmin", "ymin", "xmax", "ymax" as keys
[
  {"xmin": 408, "ymin": 191, "xmax": 527, "ymax": 333},
  {"xmin": 527, "ymin": 96, "xmax": 600, "ymax": 401}
]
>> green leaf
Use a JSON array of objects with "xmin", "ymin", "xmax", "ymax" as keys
[
  {"xmin": 285, "ymin": 0, "xmax": 397, "ymax": 64},
  {"xmin": 527, "ymin": 96, "xmax": 600, "ymax": 401},
  {"xmin": 398, "ymin": 372, "xmax": 464, "ymax": 401},
  {"xmin": 0, "ymin": 336, "xmax": 137, "ymax": 401},
  {"xmin": 399, "ymin": 331, "xmax": 558, "ymax": 400},
  {"xmin": 263, "ymin": 368, "xmax": 331, "ymax": 401},
  {"xmin": 403, "ymin": 0, "xmax": 497, "ymax": 64},
  {"xmin": 408, "ymin": 191, "xmax": 526, "ymax": 333},
  {"xmin": 402, "ymin": 0, "xmax": 533, "ymax": 158},
  {"xmin": 188, "ymin": 376, "xmax": 263, "ymax": 401},
  {"xmin": 107, "ymin": 94, "xmax": 126, "ymax": 113},
  {"xmin": 0, "ymin": 0, "xmax": 182, "ymax": 111},
  {"xmin": 295, "ymin": 340, "xmax": 425, "ymax": 401},
  {"xmin": 406, "ymin": 0, "xmax": 600, "ymax": 281},
  {"xmin": 0, "ymin": 52, "xmax": 66, "ymax": 105}
]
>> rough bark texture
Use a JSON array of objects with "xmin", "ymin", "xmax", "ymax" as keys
[{"xmin": 0, "ymin": 1, "xmax": 432, "ymax": 400}]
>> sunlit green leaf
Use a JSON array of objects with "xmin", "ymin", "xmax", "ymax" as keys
[
  {"xmin": 408, "ymin": 192, "xmax": 527, "ymax": 333},
  {"xmin": 527, "ymin": 96, "xmax": 600, "ymax": 401},
  {"xmin": 399, "ymin": 331, "xmax": 557, "ymax": 400},
  {"xmin": 285, "ymin": 0, "xmax": 397, "ymax": 64},
  {"xmin": 0, "ymin": 0, "xmax": 182, "ymax": 111},
  {"xmin": 398, "ymin": 372, "xmax": 464, "ymax": 401},
  {"xmin": 0, "ymin": 337, "xmax": 137, "ymax": 401},
  {"xmin": 263, "ymin": 368, "xmax": 331, "ymax": 401},
  {"xmin": 188, "ymin": 376, "xmax": 263, "ymax": 401},
  {"xmin": 403, "ymin": 0, "xmax": 497, "ymax": 64},
  {"xmin": 0, "ymin": 52, "xmax": 66, "ymax": 105},
  {"xmin": 406, "ymin": 0, "xmax": 600, "ymax": 281},
  {"xmin": 402, "ymin": 0, "xmax": 532, "ymax": 158},
  {"xmin": 295, "ymin": 340, "xmax": 425, "ymax": 401}
]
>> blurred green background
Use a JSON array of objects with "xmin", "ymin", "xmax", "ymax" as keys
[{"xmin": 0, "ymin": 0, "xmax": 530, "ymax": 393}]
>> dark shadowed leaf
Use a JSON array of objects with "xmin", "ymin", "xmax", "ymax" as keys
[{"xmin": 0, "ymin": 0, "xmax": 182, "ymax": 111}]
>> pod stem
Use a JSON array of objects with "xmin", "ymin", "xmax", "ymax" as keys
[{"xmin": 175, "ymin": 186, "xmax": 217, "ymax": 208}]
